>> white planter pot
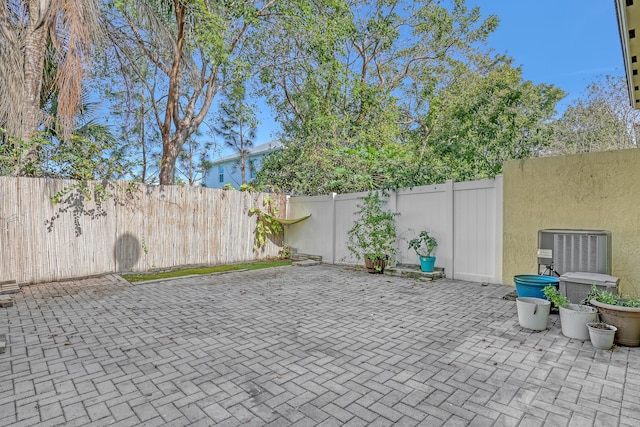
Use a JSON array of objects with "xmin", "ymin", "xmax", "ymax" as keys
[
  {"xmin": 559, "ymin": 304, "xmax": 598, "ymax": 340},
  {"xmin": 516, "ymin": 297, "xmax": 551, "ymax": 331},
  {"xmin": 587, "ymin": 322, "xmax": 617, "ymax": 350}
]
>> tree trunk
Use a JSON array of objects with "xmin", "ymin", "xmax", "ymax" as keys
[
  {"xmin": 240, "ymin": 150, "xmax": 246, "ymax": 185},
  {"xmin": 13, "ymin": 0, "xmax": 49, "ymax": 175},
  {"xmin": 159, "ymin": 134, "xmax": 182, "ymax": 185},
  {"xmin": 157, "ymin": 3, "xmax": 185, "ymax": 185}
]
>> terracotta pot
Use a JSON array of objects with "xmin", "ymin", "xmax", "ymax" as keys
[
  {"xmin": 590, "ymin": 299, "xmax": 640, "ymax": 347},
  {"xmin": 364, "ymin": 257, "xmax": 387, "ymax": 274}
]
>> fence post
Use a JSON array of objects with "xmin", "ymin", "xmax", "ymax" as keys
[
  {"xmin": 331, "ymin": 192, "xmax": 337, "ymax": 264},
  {"xmin": 387, "ymin": 189, "xmax": 399, "ymax": 263},
  {"xmin": 494, "ymin": 175, "xmax": 504, "ymax": 284},
  {"xmin": 285, "ymin": 195, "xmax": 291, "ymax": 220},
  {"xmin": 445, "ymin": 180, "xmax": 455, "ymax": 279}
]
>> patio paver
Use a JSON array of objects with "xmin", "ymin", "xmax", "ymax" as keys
[{"xmin": 1, "ymin": 265, "xmax": 639, "ymax": 426}]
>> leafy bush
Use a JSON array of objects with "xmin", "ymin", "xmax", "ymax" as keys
[
  {"xmin": 347, "ymin": 191, "xmax": 398, "ymax": 263},
  {"xmin": 586, "ymin": 284, "xmax": 640, "ymax": 307},
  {"xmin": 542, "ymin": 285, "xmax": 569, "ymax": 308}
]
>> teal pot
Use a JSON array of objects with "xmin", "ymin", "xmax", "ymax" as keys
[
  {"xmin": 514, "ymin": 275, "xmax": 559, "ymax": 299},
  {"xmin": 419, "ymin": 256, "xmax": 436, "ymax": 272}
]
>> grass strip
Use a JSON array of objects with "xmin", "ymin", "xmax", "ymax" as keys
[{"xmin": 122, "ymin": 260, "xmax": 291, "ymax": 283}]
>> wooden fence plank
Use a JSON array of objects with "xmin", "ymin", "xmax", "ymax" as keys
[{"xmin": 0, "ymin": 177, "xmax": 284, "ymax": 284}]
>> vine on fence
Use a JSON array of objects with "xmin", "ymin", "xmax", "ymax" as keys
[
  {"xmin": 248, "ymin": 197, "xmax": 283, "ymax": 252},
  {"xmin": 45, "ymin": 180, "xmax": 141, "ymax": 236}
]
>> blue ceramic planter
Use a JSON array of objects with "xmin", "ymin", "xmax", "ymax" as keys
[
  {"xmin": 514, "ymin": 275, "xmax": 559, "ymax": 299},
  {"xmin": 419, "ymin": 256, "xmax": 436, "ymax": 272}
]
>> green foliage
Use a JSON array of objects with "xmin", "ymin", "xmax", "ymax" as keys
[
  {"xmin": 105, "ymin": 0, "xmax": 269, "ymax": 184},
  {"xmin": 1, "ymin": 93, "xmax": 131, "ymax": 180},
  {"xmin": 104, "ymin": 0, "xmax": 367, "ymax": 185},
  {"xmin": 279, "ymin": 245, "xmax": 291, "ymax": 260},
  {"xmin": 43, "ymin": 127, "xmax": 129, "ymax": 181},
  {"xmin": 414, "ymin": 58, "xmax": 565, "ymax": 182},
  {"xmin": 248, "ymin": 197, "xmax": 284, "ymax": 252},
  {"xmin": 346, "ymin": 192, "xmax": 398, "ymax": 264},
  {"xmin": 547, "ymin": 75, "xmax": 639, "ymax": 155},
  {"xmin": 256, "ymin": 141, "xmax": 418, "ymax": 195},
  {"xmin": 0, "ymin": 128, "xmax": 44, "ymax": 176},
  {"xmin": 408, "ymin": 231, "xmax": 438, "ymax": 258},
  {"xmin": 222, "ymin": 183, "xmax": 235, "ymax": 190},
  {"xmin": 624, "ymin": 299, "xmax": 640, "ymax": 308},
  {"xmin": 255, "ymin": 1, "xmax": 564, "ymax": 195},
  {"xmin": 587, "ymin": 285, "xmax": 640, "ymax": 307},
  {"xmin": 1, "ymin": 0, "xmax": 569, "ymax": 188},
  {"xmin": 2, "ymin": 0, "xmax": 574, "ymax": 191},
  {"xmin": 542, "ymin": 285, "xmax": 570, "ymax": 308}
]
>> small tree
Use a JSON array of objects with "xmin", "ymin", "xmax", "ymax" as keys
[
  {"xmin": 215, "ymin": 83, "xmax": 258, "ymax": 185},
  {"xmin": 176, "ymin": 134, "xmax": 212, "ymax": 186},
  {"xmin": 347, "ymin": 192, "xmax": 398, "ymax": 268},
  {"xmin": 548, "ymin": 75, "xmax": 640, "ymax": 155}
]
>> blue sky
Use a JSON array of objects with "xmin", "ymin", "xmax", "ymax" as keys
[
  {"xmin": 242, "ymin": 0, "xmax": 627, "ymax": 151},
  {"xmin": 471, "ymin": 0, "xmax": 624, "ymax": 110}
]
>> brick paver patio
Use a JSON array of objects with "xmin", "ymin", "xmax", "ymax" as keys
[{"xmin": 1, "ymin": 265, "xmax": 639, "ymax": 426}]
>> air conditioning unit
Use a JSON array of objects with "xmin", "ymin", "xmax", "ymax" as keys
[{"xmin": 537, "ymin": 229, "xmax": 611, "ymax": 276}]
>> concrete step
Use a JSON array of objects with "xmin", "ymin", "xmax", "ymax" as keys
[
  {"xmin": 0, "ymin": 280, "xmax": 18, "ymax": 295},
  {"xmin": 384, "ymin": 264, "xmax": 445, "ymax": 282},
  {"xmin": 290, "ymin": 252, "xmax": 322, "ymax": 262},
  {"xmin": 292, "ymin": 259, "xmax": 322, "ymax": 267}
]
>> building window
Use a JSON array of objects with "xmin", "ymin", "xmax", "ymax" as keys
[
  {"xmin": 218, "ymin": 165, "xmax": 224, "ymax": 183},
  {"xmin": 249, "ymin": 160, "xmax": 256, "ymax": 179}
]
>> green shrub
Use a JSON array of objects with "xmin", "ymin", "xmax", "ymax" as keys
[{"xmin": 542, "ymin": 285, "xmax": 569, "ymax": 308}]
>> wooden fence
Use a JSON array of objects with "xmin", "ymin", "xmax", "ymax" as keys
[{"xmin": 0, "ymin": 177, "xmax": 285, "ymax": 284}]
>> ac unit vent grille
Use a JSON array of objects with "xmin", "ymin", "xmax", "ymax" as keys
[
  {"xmin": 555, "ymin": 234, "xmax": 599, "ymax": 274},
  {"xmin": 538, "ymin": 229, "xmax": 611, "ymax": 275}
]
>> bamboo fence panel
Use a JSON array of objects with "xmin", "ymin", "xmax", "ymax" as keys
[{"xmin": 0, "ymin": 177, "xmax": 284, "ymax": 284}]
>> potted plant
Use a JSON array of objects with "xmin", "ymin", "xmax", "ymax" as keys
[
  {"xmin": 543, "ymin": 285, "xmax": 598, "ymax": 341},
  {"xmin": 587, "ymin": 285, "xmax": 640, "ymax": 347},
  {"xmin": 408, "ymin": 231, "xmax": 438, "ymax": 272},
  {"xmin": 586, "ymin": 322, "xmax": 617, "ymax": 350},
  {"xmin": 346, "ymin": 191, "xmax": 398, "ymax": 274}
]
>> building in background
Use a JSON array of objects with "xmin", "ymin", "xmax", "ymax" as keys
[{"xmin": 203, "ymin": 141, "xmax": 282, "ymax": 189}]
